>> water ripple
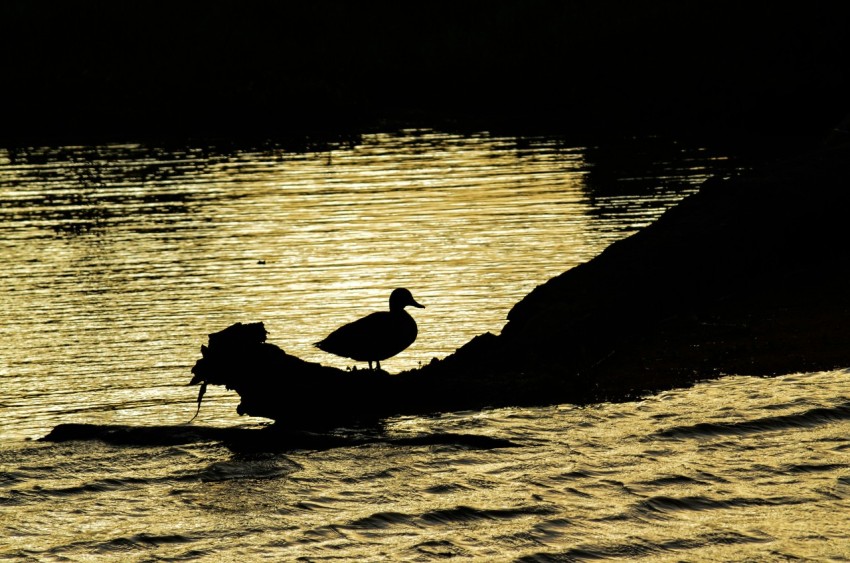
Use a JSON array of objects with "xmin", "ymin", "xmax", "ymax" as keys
[{"xmin": 653, "ymin": 401, "xmax": 850, "ymax": 439}]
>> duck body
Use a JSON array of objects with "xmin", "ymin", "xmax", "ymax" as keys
[{"xmin": 314, "ymin": 288, "xmax": 425, "ymax": 370}]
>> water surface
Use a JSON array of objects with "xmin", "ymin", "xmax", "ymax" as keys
[
  {"xmin": 3, "ymin": 371, "xmax": 849, "ymax": 561},
  {"xmin": 4, "ymin": 131, "xmax": 844, "ymax": 561}
]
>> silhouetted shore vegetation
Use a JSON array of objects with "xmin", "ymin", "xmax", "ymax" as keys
[{"xmin": 1, "ymin": 1, "xmax": 848, "ymax": 144}]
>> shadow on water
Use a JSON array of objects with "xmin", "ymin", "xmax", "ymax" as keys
[
  {"xmin": 40, "ymin": 423, "xmax": 521, "ymax": 454},
  {"xmin": 1, "ymin": 146, "xmax": 205, "ymax": 236},
  {"xmin": 0, "ymin": 137, "xmax": 362, "ymax": 237},
  {"xmin": 581, "ymin": 138, "xmax": 738, "ymax": 195}
]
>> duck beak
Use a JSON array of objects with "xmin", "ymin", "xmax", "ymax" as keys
[{"xmin": 412, "ymin": 298, "xmax": 425, "ymax": 308}]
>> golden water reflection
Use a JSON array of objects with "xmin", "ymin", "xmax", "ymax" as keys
[{"xmin": 0, "ymin": 131, "xmax": 743, "ymax": 437}]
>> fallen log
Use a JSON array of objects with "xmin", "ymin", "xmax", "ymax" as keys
[{"xmin": 189, "ymin": 323, "xmax": 560, "ymax": 427}]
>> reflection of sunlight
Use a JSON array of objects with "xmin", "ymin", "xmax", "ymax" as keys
[
  {"xmin": 188, "ymin": 132, "xmax": 594, "ymax": 371},
  {"xmin": 193, "ymin": 133, "xmax": 732, "ymax": 376},
  {"xmin": 0, "ymin": 131, "xmax": 742, "ymax": 437}
]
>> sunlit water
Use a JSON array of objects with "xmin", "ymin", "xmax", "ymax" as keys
[
  {"xmin": 3, "ymin": 372, "xmax": 850, "ymax": 561},
  {"xmin": 3, "ymin": 131, "xmax": 848, "ymax": 560}
]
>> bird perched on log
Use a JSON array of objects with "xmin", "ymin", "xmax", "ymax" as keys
[{"xmin": 314, "ymin": 288, "xmax": 425, "ymax": 370}]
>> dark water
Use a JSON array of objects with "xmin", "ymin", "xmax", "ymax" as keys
[{"xmin": 3, "ymin": 131, "xmax": 847, "ymax": 560}]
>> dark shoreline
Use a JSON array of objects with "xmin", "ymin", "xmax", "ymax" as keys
[
  {"xmin": 2, "ymin": 2, "xmax": 848, "ymax": 147},
  {"xmin": 495, "ymin": 139, "xmax": 850, "ymax": 396}
]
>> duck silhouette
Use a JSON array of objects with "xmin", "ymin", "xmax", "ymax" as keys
[{"xmin": 314, "ymin": 288, "xmax": 425, "ymax": 370}]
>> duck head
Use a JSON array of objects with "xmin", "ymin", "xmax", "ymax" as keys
[{"xmin": 389, "ymin": 287, "xmax": 425, "ymax": 312}]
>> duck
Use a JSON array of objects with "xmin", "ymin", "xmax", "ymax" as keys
[{"xmin": 314, "ymin": 288, "xmax": 425, "ymax": 370}]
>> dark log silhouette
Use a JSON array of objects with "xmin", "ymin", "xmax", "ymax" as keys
[
  {"xmin": 41, "ymin": 422, "xmax": 519, "ymax": 452},
  {"xmin": 190, "ymin": 139, "xmax": 850, "ymax": 428}
]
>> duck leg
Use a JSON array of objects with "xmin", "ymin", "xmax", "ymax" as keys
[{"xmin": 376, "ymin": 360, "xmax": 381, "ymax": 371}]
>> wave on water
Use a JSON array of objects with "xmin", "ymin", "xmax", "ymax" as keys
[
  {"xmin": 517, "ymin": 530, "xmax": 773, "ymax": 562},
  {"xmin": 651, "ymin": 400, "xmax": 850, "ymax": 439},
  {"xmin": 633, "ymin": 494, "xmax": 806, "ymax": 516},
  {"xmin": 33, "ymin": 533, "xmax": 198, "ymax": 561},
  {"xmin": 339, "ymin": 504, "xmax": 559, "ymax": 531}
]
